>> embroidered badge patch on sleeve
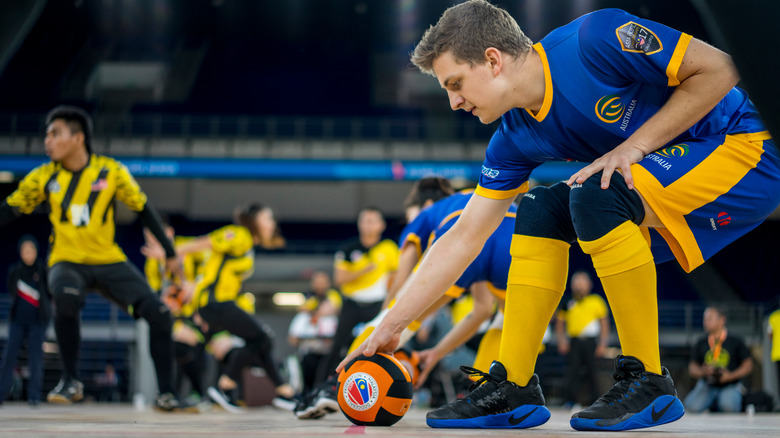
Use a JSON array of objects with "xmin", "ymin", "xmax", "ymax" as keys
[{"xmin": 616, "ymin": 22, "xmax": 662, "ymax": 54}]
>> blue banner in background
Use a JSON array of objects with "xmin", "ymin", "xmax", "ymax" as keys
[{"xmin": 0, "ymin": 155, "xmax": 585, "ymax": 182}]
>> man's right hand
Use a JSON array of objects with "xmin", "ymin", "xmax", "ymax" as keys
[{"xmin": 336, "ymin": 322, "xmax": 400, "ymax": 373}]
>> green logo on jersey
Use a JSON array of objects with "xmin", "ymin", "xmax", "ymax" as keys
[
  {"xmin": 656, "ymin": 144, "xmax": 689, "ymax": 157},
  {"xmin": 595, "ymin": 95, "xmax": 625, "ymax": 123}
]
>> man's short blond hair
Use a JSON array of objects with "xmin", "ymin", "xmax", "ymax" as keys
[{"xmin": 411, "ymin": 0, "xmax": 532, "ymax": 75}]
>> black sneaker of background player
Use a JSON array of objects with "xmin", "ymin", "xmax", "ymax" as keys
[
  {"xmin": 153, "ymin": 392, "xmax": 181, "ymax": 412},
  {"xmin": 46, "ymin": 378, "xmax": 84, "ymax": 404},
  {"xmin": 295, "ymin": 373, "xmax": 340, "ymax": 419},
  {"xmin": 207, "ymin": 386, "xmax": 244, "ymax": 414}
]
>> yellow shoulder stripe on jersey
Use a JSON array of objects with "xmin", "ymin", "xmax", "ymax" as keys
[
  {"xmin": 402, "ymin": 233, "xmax": 423, "ymax": 259},
  {"xmin": 666, "ymin": 33, "xmax": 692, "ymax": 87}
]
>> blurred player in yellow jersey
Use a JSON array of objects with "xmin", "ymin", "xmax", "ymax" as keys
[
  {"xmin": 555, "ymin": 271, "xmax": 610, "ymax": 408},
  {"xmin": 143, "ymin": 224, "xmax": 210, "ymax": 408},
  {"xmin": 0, "ymin": 106, "xmax": 181, "ymax": 411},
  {"xmin": 165, "ymin": 204, "xmax": 295, "ymax": 412}
]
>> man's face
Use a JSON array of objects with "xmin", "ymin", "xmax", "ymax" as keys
[
  {"xmin": 358, "ymin": 210, "xmax": 385, "ymax": 237},
  {"xmin": 703, "ymin": 308, "xmax": 725, "ymax": 333},
  {"xmin": 571, "ymin": 273, "xmax": 592, "ymax": 300},
  {"xmin": 432, "ymin": 51, "xmax": 507, "ymax": 124},
  {"xmin": 45, "ymin": 119, "xmax": 84, "ymax": 162},
  {"xmin": 310, "ymin": 272, "xmax": 330, "ymax": 294}
]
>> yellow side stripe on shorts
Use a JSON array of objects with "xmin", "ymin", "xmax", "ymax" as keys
[{"xmin": 633, "ymin": 135, "xmax": 764, "ymax": 272}]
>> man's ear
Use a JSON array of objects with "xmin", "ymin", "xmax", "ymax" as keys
[
  {"xmin": 484, "ymin": 47, "xmax": 502, "ymax": 74},
  {"xmin": 73, "ymin": 131, "xmax": 86, "ymax": 148}
]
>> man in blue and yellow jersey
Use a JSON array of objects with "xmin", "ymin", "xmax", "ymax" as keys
[
  {"xmin": 555, "ymin": 271, "xmax": 610, "ymax": 408},
  {"xmin": 0, "ymin": 106, "xmax": 181, "ymax": 410},
  {"xmin": 340, "ymin": 0, "xmax": 780, "ymax": 432},
  {"xmin": 393, "ymin": 180, "xmax": 518, "ymax": 388}
]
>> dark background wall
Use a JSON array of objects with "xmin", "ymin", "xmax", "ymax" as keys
[{"xmin": 0, "ymin": 0, "xmax": 777, "ymax": 305}]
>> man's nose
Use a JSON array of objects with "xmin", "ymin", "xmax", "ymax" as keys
[{"xmin": 448, "ymin": 91, "xmax": 464, "ymax": 111}]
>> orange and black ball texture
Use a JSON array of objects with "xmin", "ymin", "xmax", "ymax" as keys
[
  {"xmin": 392, "ymin": 349, "xmax": 420, "ymax": 386},
  {"xmin": 337, "ymin": 352, "xmax": 413, "ymax": 426}
]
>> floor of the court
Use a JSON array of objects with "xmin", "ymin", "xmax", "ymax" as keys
[{"xmin": 0, "ymin": 403, "xmax": 777, "ymax": 437}]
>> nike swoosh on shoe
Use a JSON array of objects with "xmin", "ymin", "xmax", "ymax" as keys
[
  {"xmin": 651, "ymin": 400, "xmax": 675, "ymax": 422},
  {"xmin": 508, "ymin": 407, "xmax": 538, "ymax": 426}
]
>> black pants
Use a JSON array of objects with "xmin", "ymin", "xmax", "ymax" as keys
[
  {"xmin": 564, "ymin": 337, "xmax": 601, "ymax": 406},
  {"xmin": 317, "ymin": 297, "xmax": 383, "ymax": 386},
  {"xmin": 198, "ymin": 300, "xmax": 283, "ymax": 387},
  {"xmin": 174, "ymin": 340, "xmax": 206, "ymax": 397},
  {"xmin": 48, "ymin": 261, "xmax": 174, "ymax": 394}
]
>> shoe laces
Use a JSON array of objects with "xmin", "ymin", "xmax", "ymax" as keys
[
  {"xmin": 599, "ymin": 363, "xmax": 648, "ymax": 406},
  {"xmin": 459, "ymin": 365, "xmax": 501, "ymax": 393}
]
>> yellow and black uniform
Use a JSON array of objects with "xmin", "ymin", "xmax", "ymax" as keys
[
  {"xmin": 319, "ymin": 238, "xmax": 398, "ymax": 384},
  {"xmin": 194, "ymin": 225, "xmax": 255, "ymax": 307},
  {"xmin": 558, "ymin": 293, "xmax": 609, "ymax": 406},
  {"xmin": 192, "ymin": 224, "xmax": 286, "ymax": 388},
  {"xmin": 334, "ymin": 238, "xmax": 399, "ymax": 303},
  {"xmin": 146, "ymin": 235, "xmax": 206, "ymax": 318},
  {"xmin": 145, "ymin": 235, "xmax": 209, "ymax": 397},
  {"xmin": 0, "ymin": 154, "xmax": 176, "ymax": 395}
]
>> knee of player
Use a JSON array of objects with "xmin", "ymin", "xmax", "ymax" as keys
[
  {"xmin": 134, "ymin": 295, "xmax": 173, "ymax": 330},
  {"xmin": 52, "ymin": 292, "xmax": 82, "ymax": 320},
  {"xmin": 569, "ymin": 173, "xmax": 643, "ymax": 241},
  {"xmin": 515, "ymin": 183, "xmax": 576, "ymax": 242}
]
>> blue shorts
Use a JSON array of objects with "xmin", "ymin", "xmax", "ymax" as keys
[{"xmin": 633, "ymin": 132, "xmax": 780, "ymax": 272}]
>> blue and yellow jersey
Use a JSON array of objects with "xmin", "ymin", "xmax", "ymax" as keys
[
  {"xmin": 399, "ymin": 191, "xmax": 517, "ymax": 299},
  {"xmin": 194, "ymin": 224, "xmax": 255, "ymax": 306},
  {"xmin": 476, "ymin": 8, "xmax": 767, "ymax": 198},
  {"xmin": 400, "ymin": 189, "xmax": 475, "ymax": 258},
  {"xmin": 334, "ymin": 238, "xmax": 398, "ymax": 302},
  {"xmin": 6, "ymin": 155, "xmax": 147, "ymax": 266}
]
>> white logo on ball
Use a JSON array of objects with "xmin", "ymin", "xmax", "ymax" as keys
[{"xmin": 342, "ymin": 372, "xmax": 379, "ymax": 411}]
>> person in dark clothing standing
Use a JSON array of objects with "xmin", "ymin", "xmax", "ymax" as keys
[{"xmin": 0, "ymin": 235, "xmax": 51, "ymax": 406}]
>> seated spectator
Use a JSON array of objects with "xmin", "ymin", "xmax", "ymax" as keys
[
  {"xmin": 287, "ymin": 271, "xmax": 341, "ymax": 392},
  {"xmin": 94, "ymin": 363, "xmax": 119, "ymax": 402},
  {"xmin": 684, "ymin": 304, "xmax": 753, "ymax": 412}
]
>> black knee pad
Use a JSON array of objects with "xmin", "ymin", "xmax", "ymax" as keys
[
  {"xmin": 49, "ymin": 268, "xmax": 85, "ymax": 320},
  {"xmin": 52, "ymin": 293, "xmax": 82, "ymax": 320},
  {"xmin": 515, "ymin": 181, "xmax": 577, "ymax": 243},
  {"xmin": 134, "ymin": 294, "xmax": 173, "ymax": 333},
  {"xmin": 569, "ymin": 171, "xmax": 645, "ymax": 241}
]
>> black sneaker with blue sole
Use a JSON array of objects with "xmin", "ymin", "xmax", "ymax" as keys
[
  {"xmin": 426, "ymin": 361, "xmax": 550, "ymax": 429},
  {"xmin": 570, "ymin": 355, "xmax": 685, "ymax": 431}
]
